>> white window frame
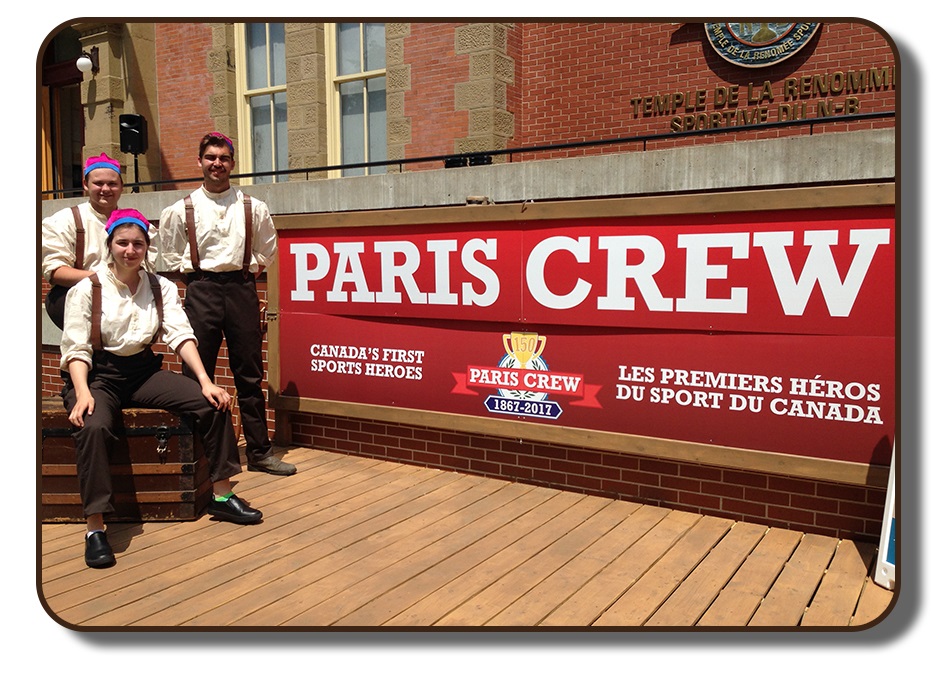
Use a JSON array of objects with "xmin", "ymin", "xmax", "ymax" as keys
[
  {"xmin": 325, "ymin": 22, "xmax": 387, "ymax": 177},
  {"xmin": 235, "ymin": 22, "xmax": 288, "ymax": 184}
]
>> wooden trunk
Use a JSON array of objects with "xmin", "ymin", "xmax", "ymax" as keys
[{"xmin": 40, "ymin": 398, "xmax": 212, "ymax": 523}]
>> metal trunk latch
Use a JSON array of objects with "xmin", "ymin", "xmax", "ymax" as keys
[{"xmin": 155, "ymin": 425, "xmax": 170, "ymax": 462}]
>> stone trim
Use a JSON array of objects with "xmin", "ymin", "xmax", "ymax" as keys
[
  {"xmin": 207, "ymin": 23, "xmax": 238, "ymax": 157},
  {"xmin": 76, "ymin": 23, "xmax": 125, "ymax": 166},
  {"xmin": 386, "ymin": 23, "xmax": 412, "ymax": 168},
  {"xmin": 454, "ymin": 23, "xmax": 515, "ymax": 156},
  {"xmin": 286, "ymin": 23, "xmax": 327, "ymax": 179}
]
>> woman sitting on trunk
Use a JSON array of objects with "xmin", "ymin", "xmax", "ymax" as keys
[{"xmin": 60, "ymin": 208, "xmax": 263, "ymax": 569}]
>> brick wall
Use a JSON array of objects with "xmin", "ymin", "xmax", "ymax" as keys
[
  {"xmin": 515, "ymin": 22, "xmax": 896, "ymax": 159},
  {"xmin": 288, "ymin": 411, "xmax": 888, "ymax": 543},
  {"xmin": 145, "ymin": 21, "xmax": 895, "ymax": 174},
  {"xmin": 507, "ymin": 24, "xmax": 524, "ymax": 151},
  {"xmin": 401, "ymin": 23, "xmax": 470, "ymax": 168},
  {"xmin": 155, "ymin": 23, "xmax": 216, "ymax": 186}
]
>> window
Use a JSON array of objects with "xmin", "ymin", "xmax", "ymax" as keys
[
  {"xmin": 41, "ymin": 28, "xmax": 85, "ymax": 196},
  {"xmin": 238, "ymin": 23, "xmax": 288, "ymax": 183},
  {"xmin": 330, "ymin": 23, "xmax": 386, "ymax": 177}
]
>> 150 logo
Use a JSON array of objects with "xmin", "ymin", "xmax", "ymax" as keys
[{"xmin": 451, "ymin": 331, "xmax": 601, "ymax": 420}]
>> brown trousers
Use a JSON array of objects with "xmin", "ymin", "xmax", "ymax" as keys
[
  {"xmin": 182, "ymin": 271, "xmax": 272, "ymax": 462},
  {"xmin": 63, "ymin": 349, "xmax": 242, "ymax": 517}
]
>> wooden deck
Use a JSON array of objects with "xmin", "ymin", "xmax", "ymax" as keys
[{"xmin": 39, "ymin": 445, "xmax": 895, "ymax": 629}]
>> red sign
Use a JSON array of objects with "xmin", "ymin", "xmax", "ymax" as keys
[{"xmin": 277, "ymin": 206, "xmax": 895, "ymax": 466}]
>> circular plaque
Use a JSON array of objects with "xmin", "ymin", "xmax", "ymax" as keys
[{"xmin": 705, "ymin": 22, "xmax": 821, "ymax": 68}]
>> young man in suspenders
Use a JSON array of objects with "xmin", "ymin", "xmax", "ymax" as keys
[
  {"xmin": 43, "ymin": 153, "xmax": 159, "ymax": 329},
  {"xmin": 158, "ymin": 132, "xmax": 295, "ymax": 476}
]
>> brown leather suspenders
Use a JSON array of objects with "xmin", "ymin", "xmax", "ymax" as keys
[
  {"xmin": 88, "ymin": 272, "xmax": 164, "ymax": 352},
  {"xmin": 242, "ymin": 195, "xmax": 253, "ymax": 273},
  {"xmin": 70, "ymin": 206, "xmax": 85, "ymax": 269},
  {"xmin": 89, "ymin": 274, "xmax": 102, "ymax": 351},
  {"xmin": 183, "ymin": 193, "xmax": 253, "ymax": 275},
  {"xmin": 149, "ymin": 274, "xmax": 164, "ymax": 343},
  {"xmin": 184, "ymin": 196, "xmax": 200, "ymax": 273}
]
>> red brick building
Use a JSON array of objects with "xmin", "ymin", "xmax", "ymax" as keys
[{"xmin": 40, "ymin": 21, "xmax": 897, "ymax": 542}]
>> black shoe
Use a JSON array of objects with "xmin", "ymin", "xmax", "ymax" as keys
[
  {"xmin": 207, "ymin": 494, "xmax": 263, "ymax": 524},
  {"xmin": 248, "ymin": 455, "xmax": 297, "ymax": 476},
  {"xmin": 84, "ymin": 531, "xmax": 116, "ymax": 568}
]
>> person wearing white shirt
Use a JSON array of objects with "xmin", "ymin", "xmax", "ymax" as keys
[
  {"xmin": 158, "ymin": 132, "xmax": 295, "ymax": 477},
  {"xmin": 42, "ymin": 153, "xmax": 156, "ymax": 328},
  {"xmin": 61, "ymin": 208, "xmax": 263, "ymax": 569}
]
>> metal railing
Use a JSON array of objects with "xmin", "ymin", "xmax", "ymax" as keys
[{"xmin": 41, "ymin": 110, "xmax": 894, "ymax": 199}]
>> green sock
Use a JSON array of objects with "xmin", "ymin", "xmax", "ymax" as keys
[{"xmin": 214, "ymin": 491, "xmax": 235, "ymax": 502}]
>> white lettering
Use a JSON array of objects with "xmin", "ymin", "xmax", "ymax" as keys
[
  {"xmin": 428, "ymin": 239, "xmax": 458, "ymax": 305},
  {"xmin": 328, "ymin": 242, "xmax": 374, "ymax": 303},
  {"xmin": 375, "ymin": 240, "xmax": 426, "ymax": 304},
  {"xmin": 461, "ymin": 238, "xmax": 500, "ymax": 307},
  {"xmin": 290, "ymin": 243, "xmax": 331, "ymax": 301},
  {"xmin": 676, "ymin": 232, "xmax": 749, "ymax": 313},
  {"xmin": 753, "ymin": 228, "xmax": 890, "ymax": 316},
  {"xmin": 597, "ymin": 235, "xmax": 672, "ymax": 311},
  {"xmin": 526, "ymin": 236, "xmax": 592, "ymax": 309}
]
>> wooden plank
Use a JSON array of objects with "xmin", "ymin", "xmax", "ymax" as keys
[
  {"xmin": 646, "ymin": 521, "xmax": 768, "ymax": 627},
  {"xmin": 592, "ymin": 515, "xmax": 734, "ymax": 626},
  {"xmin": 281, "ymin": 490, "xmax": 597, "ymax": 627},
  {"xmin": 285, "ymin": 483, "xmax": 568, "ymax": 627},
  {"xmin": 42, "ymin": 463, "xmax": 203, "ymax": 476},
  {"xmin": 42, "ymin": 468, "xmax": 267, "ymax": 593},
  {"xmin": 459, "ymin": 500, "xmax": 643, "ymax": 627},
  {"xmin": 748, "ymin": 533, "xmax": 839, "ymax": 626},
  {"xmin": 51, "ymin": 457, "xmax": 449, "ymax": 625},
  {"xmin": 39, "ymin": 449, "xmax": 345, "ymax": 591},
  {"xmin": 42, "ymin": 490, "xmax": 204, "ymax": 504},
  {"xmin": 539, "ymin": 508, "xmax": 694, "ymax": 626},
  {"xmin": 98, "ymin": 469, "xmax": 480, "ymax": 627},
  {"xmin": 43, "ymin": 450, "xmax": 390, "ymax": 596},
  {"xmin": 39, "ymin": 445, "xmax": 893, "ymax": 629},
  {"xmin": 114, "ymin": 453, "xmax": 419, "ymax": 624},
  {"xmin": 41, "ymin": 450, "xmax": 372, "ymax": 604},
  {"xmin": 144, "ymin": 478, "xmax": 519, "ymax": 625},
  {"xmin": 41, "ymin": 523, "xmax": 88, "ymax": 553},
  {"xmin": 334, "ymin": 487, "xmax": 570, "ymax": 626},
  {"xmin": 697, "ymin": 527, "xmax": 804, "ymax": 626},
  {"xmin": 851, "ymin": 577, "xmax": 896, "ymax": 627},
  {"xmin": 382, "ymin": 490, "xmax": 589, "ymax": 627},
  {"xmin": 239, "ymin": 481, "xmax": 526, "ymax": 626},
  {"xmin": 484, "ymin": 502, "xmax": 658, "ymax": 627},
  {"xmin": 231, "ymin": 481, "xmax": 572, "ymax": 626},
  {"xmin": 165, "ymin": 464, "xmax": 480, "ymax": 627},
  {"xmin": 42, "ymin": 453, "xmax": 357, "ymax": 619},
  {"xmin": 429, "ymin": 494, "xmax": 613, "ymax": 627},
  {"xmin": 801, "ymin": 540, "xmax": 877, "ymax": 627}
]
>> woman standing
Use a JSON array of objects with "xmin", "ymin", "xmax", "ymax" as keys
[{"xmin": 61, "ymin": 209, "xmax": 262, "ymax": 569}]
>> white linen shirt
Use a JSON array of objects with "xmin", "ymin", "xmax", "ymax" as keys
[
  {"xmin": 60, "ymin": 264, "xmax": 196, "ymax": 371},
  {"xmin": 158, "ymin": 186, "xmax": 277, "ymax": 274},
  {"xmin": 42, "ymin": 202, "xmax": 157, "ymax": 282}
]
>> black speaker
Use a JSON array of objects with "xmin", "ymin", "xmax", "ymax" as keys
[{"xmin": 119, "ymin": 114, "xmax": 148, "ymax": 155}]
